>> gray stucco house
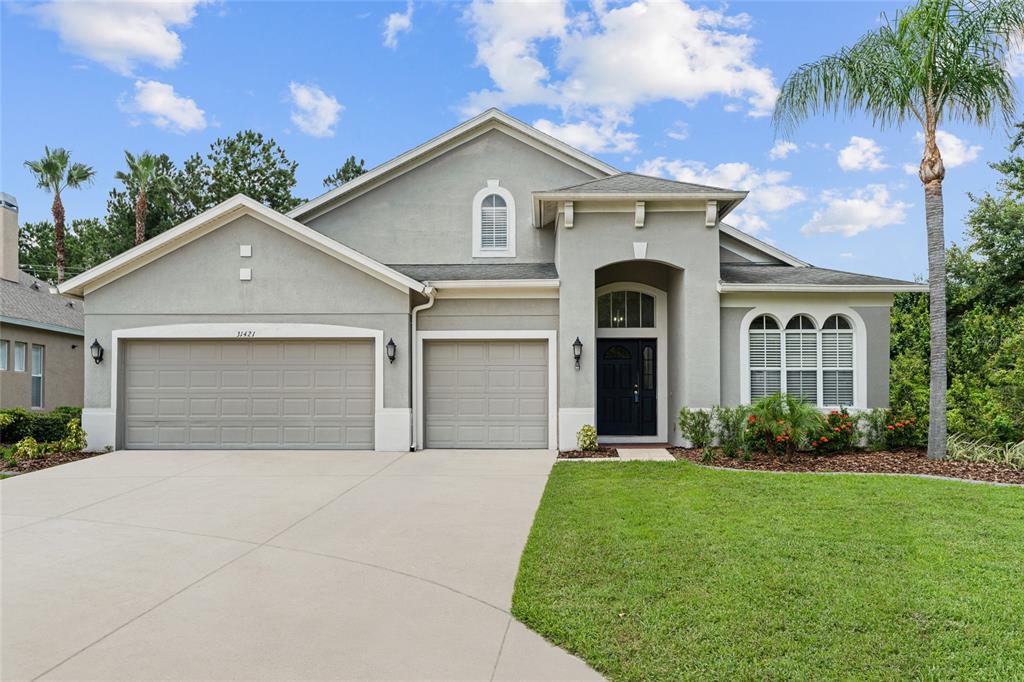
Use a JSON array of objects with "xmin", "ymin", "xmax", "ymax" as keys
[{"xmin": 58, "ymin": 110, "xmax": 925, "ymax": 452}]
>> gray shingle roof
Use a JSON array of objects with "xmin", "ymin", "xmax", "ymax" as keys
[
  {"xmin": 389, "ymin": 263, "xmax": 558, "ymax": 281},
  {"xmin": 720, "ymin": 264, "xmax": 920, "ymax": 288},
  {"xmin": 0, "ymin": 271, "xmax": 84, "ymax": 333},
  {"xmin": 543, "ymin": 172, "xmax": 741, "ymax": 195}
]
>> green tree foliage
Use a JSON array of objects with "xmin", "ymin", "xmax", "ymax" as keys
[
  {"xmin": 322, "ymin": 155, "xmax": 367, "ymax": 189},
  {"xmin": 179, "ymin": 130, "xmax": 301, "ymax": 214},
  {"xmin": 107, "ymin": 152, "xmax": 184, "ymax": 249},
  {"xmin": 18, "ymin": 218, "xmax": 113, "ymax": 281}
]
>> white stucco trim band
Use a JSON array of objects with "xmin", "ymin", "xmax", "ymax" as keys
[
  {"xmin": 415, "ymin": 329, "xmax": 559, "ymax": 450},
  {"xmin": 58, "ymin": 195, "xmax": 427, "ymax": 297},
  {"xmin": 88, "ymin": 322, "xmax": 405, "ymax": 453},
  {"xmin": 720, "ymin": 283, "xmax": 928, "ymax": 293}
]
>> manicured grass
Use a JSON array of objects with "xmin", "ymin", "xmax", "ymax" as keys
[{"xmin": 513, "ymin": 462, "xmax": 1024, "ymax": 680}]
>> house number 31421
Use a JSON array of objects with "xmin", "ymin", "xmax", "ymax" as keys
[{"xmin": 236, "ymin": 331, "xmax": 256, "ymax": 338}]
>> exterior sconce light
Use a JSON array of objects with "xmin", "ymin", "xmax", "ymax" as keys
[
  {"xmin": 572, "ymin": 336, "xmax": 583, "ymax": 370},
  {"xmin": 90, "ymin": 338, "xmax": 104, "ymax": 365},
  {"xmin": 386, "ymin": 337, "xmax": 397, "ymax": 364}
]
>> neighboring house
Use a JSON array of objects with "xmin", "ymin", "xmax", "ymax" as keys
[
  {"xmin": 57, "ymin": 110, "xmax": 925, "ymax": 452},
  {"xmin": 1, "ymin": 194, "xmax": 85, "ymax": 411}
]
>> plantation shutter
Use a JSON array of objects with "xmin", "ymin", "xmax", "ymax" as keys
[
  {"xmin": 785, "ymin": 316, "xmax": 818, "ymax": 404},
  {"xmin": 480, "ymin": 194, "xmax": 508, "ymax": 250},
  {"xmin": 822, "ymin": 326, "xmax": 854, "ymax": 406},
  {"xmin": 749, "ymin": 325, "xmax": 781, "ymax": 400}
]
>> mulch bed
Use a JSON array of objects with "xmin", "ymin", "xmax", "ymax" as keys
[
  {"xmin": 669, "ymin": 447, "xmax": 1024, "ymax": 485},
  {"xmin": 0, "ymin": 450, "xmax": 102, "ymax": 475},
  {"xmin": 559, "ymin": 447, "xmax": 619, "ymax": 459}
]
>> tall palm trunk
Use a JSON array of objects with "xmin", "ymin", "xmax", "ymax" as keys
[
  {"xmin": 51, "ymin": 191, "xmax": 66, "ymax": 284},
  {"xmin": 920, "ymin": 125, "xmax": 947, "ymax": 459},
  {"xmin": 134, "ymin": 189, "xmax": 148, "ymax": 246}
]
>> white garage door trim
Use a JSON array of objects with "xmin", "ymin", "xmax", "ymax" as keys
[
  {"xmin": 415, "ymin": 330, "xmax": 558, "ymax": 450},
  {"xmin": 103, "ymin": 323, "xmax": 401, "ymax": 451}
]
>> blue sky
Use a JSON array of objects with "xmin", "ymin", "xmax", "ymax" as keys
[{"xmin": 3, "ymin": 0, "xmax": 1022, "ymax": 280}]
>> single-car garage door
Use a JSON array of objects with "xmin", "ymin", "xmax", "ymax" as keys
[
  {"xmin": 123, "ymin": 339, "xmax": 374, "ymax": 449},
  {"xmin": 424, "ymin": 340, "xmax": 548, "ymax": 448}
]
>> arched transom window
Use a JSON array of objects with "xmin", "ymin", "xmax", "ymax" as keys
[
  {"xmin": 597, "ymin": 290, "xmax": 655, "ymax": 328},
  {"xmin": 748, "ymin": 313, "xmax": 856, "ymax": 407},
  {"xmin": 479, "ymin": 193, "xmax": 508, "ymax": 250},
  {"xmin": 473, "ymin": 182, "xmax": 516, "ymax": 258}
]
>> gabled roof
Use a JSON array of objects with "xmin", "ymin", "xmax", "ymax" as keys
[
  {"xmin": 1, "ymin": 271, "xmax": 84, "ymax": 335},
  {"xmin": 543, "ymin": 172, "xmax": 741, "ymax": 196},
  {"xmin": 719, "ymin": 264, "xmax": 927, "ymax": 292},
  {"xmin": 58, "ymin": 195, "xmax": 427, "ymax": 297},
  {"xmin": 719, "ymin": 223, "xmax": 810, "ymax": 268},
  {"xmin": 289, "ymin": 108, "xmax": 619, "ymax": 222},
  {"xmin": 391, "ymin": 263, "xmax": 558, "ymax": 281}
]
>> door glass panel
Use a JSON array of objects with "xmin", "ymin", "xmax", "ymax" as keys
[
  {"xmin": 643, "ymin": 346, "xmax": 654, "ymax": 390},
  {"xmin": 604, "ymin": 344, "xmax": 632, "ymax": 360}
]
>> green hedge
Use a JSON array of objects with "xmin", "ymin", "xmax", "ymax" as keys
[{"xmin": 0, "ymin": 406, "xmax": 82, "ymax": 443}]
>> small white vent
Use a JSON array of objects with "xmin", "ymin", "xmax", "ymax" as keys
[{"xmin": 239, "ymin": 268, "xmax": 252, "ymax": 281}]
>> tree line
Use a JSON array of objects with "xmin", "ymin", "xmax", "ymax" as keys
[{"xmin": 20, "ymin": 131, "xmax": 366, "ymax": 283}]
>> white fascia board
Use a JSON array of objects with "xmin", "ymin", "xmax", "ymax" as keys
[
  {"xmin": 289, "ymin": 109, "xmax": 618, "ymax": 221},
  {"xmin": 718, "ymin": 282, "xmax": 929, "ymax": 293},
  {"xmin": 532, "ymin": 191, "xmax": 748, "ymax": 202},
  {"xmin": 719, "ymin": 224, "xmax": 810, "ymax": 268},
  {"xmin": 58, "ymin": 195, "xmax": 427, "ymax": 297},
  {"xmin": 431, "ymin": 279, "xmax": 560, "ymax": 299}
]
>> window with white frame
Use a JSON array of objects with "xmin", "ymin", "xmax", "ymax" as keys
[
  {"xmin": 0, "ymin": 339, "xmax": 7, "ymax": 371},
  {"xmin": 785, "ymin": 315, "xmax": 819, "ymax": 404},
  {"xmin": 472, "ymin": 182, "xmax": 516, "ymax": 257},
  {"xmin": 822, "ymin": 315, "xmax": 855, "ymax": 406},
  {"xmin": 597, "ymin": 290, "xmax": 655, "ymax": 328},
  {"xmin": 749, "ymin": 315, "xmax": 781, "ymax": 400},
  {"xmin": 31, "ymin": 344, "xmax": 44, "ymax": 409},
  {"xmin": 14, "ymin": 341, "xmax": 26, "ymax": 372},
  {"xmin": 747, "ymin": 313, "xmax": 858, "ymax": 407}
]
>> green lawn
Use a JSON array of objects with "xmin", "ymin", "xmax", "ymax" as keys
[{"xmin": 513, "ymin": 462, "xmax": 1024, "ymax": 681}]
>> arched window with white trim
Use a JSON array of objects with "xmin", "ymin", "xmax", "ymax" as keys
[
  {"xmin": 822, "ymin": 315, "xmax": 855, "ymax": 406},
  {"xmin": 785, "ymin": 315, "xmax": 818, "ymax": 404},
  {"xmin": 749, "ymin": 315, "xmax": 781, "ymax": 400},
  {"xmin": 472, "ymin": 182, "xmax": 516, "ymax": 257}
]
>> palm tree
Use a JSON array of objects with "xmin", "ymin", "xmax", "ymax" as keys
[
  {"xmin": 773, "ymin": 0, "xmax": 1023, "ymax": 459},
  {"xmin": 23, "ymin": 147, "xmax": 95, "ymax": 284},
  {"xmin": 114, "ymin": 151, "xmax": 178, "ymax": 246}
]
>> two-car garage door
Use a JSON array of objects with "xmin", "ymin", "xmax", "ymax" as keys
[
  {"xmin": 423, "ymin": 340, "xmax": 548, "ymax": 448},
  {"xmin": 123, "ymin": 339, "xmax": 374, "ymax": 449}
]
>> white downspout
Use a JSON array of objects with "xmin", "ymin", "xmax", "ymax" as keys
[{"xmin": 409, "ymin": 285, "xmax": 436, "ymax": 451}]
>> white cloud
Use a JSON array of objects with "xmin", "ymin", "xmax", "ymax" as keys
[
  {"xmin": 463, "ymin": 0, "xmax": 778, "ymax": 149},
  {"xmin": 666, "ymin": 121, "xmax": 689, "ymax": 141},
  {"xmin": 534, "ymin": 114, "xmax": 638, "ymax": 153},
  {"xmin": 288, "ymin": 82, "xmax": 343, "ymax": 138},
  {"xmin": 637, "ymin": 157, "xmax": 805, "ymax": 236},
  {"xmin": 839, "ymin": 252, "xmax": 855, "ymax": 259},
  {"xmin": 837, "ymin": 136, "xmax": 888, "ymax": 172},
  {"xmin": 383, "ymin": 1, "xmax": 414, "ymax": 49},
  {"xmin": 769, "ymin": 140, "xmax": 797, "ymax": 160},
  {"xmin": 34, "ymin": 1, "xmax": 206, "ymax": 75},
  {"xmin": 801, "ymin": 185, "xmax": 910, "ymax": 237},
  {"xmin": 904, "ymin": 130, "xmax": 982, "ymax": 174},
  {"xmin": 120, "ymin": 80, "xmax": 206, "ymax": 133}
]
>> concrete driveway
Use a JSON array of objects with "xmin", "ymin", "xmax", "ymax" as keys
[{"xmin": 1, "ymin": 450, "xmax": 600, "ymax": 681}]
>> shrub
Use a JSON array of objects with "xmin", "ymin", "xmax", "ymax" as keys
[
  {"xmin": 576, "ymin": 424, "xmax": 598, "ymax": 452},
  {"xmin": 947, "ymin": 434, "xmax": 1024, "ymax": 470},
  {"xmin": 678, "ymin": 408, "xmax": 713, "ymax": 448},
  {"xmin": 863, "ymin": 408, "xmax": 890, "ymax": 451},
  {"xmin": 863, "ymin": 408, "xmax": 924, "ymax": 450},
  {"xmin": 13, "ymin": 436, "xmax": 49, "ymax": 461},
  {"xmin": 747, "ymin": 393, "xmax": 822, "ymax": 460},
  {"xmin": 0, "ymin": 406, "xmax": 82, "ymax": 443},
  {"xmin": 712, "ymin": 405, "xmax": 750, "ymax": 459},
  {"xmin": 58, "ymin": 418, "xmax": 87, "ymax": 453},
  {"xmin": 809, "ymin": 409, "xmax": 859, "ymax": 455}
]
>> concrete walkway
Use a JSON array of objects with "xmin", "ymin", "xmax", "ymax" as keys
[{"xmin": 1, "ymin": 450, "xmax": 601, "ymax": 681}]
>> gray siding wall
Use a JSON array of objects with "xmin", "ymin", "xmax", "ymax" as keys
[
  {"xmin": 305, "ymin": 129, "xmax": 594, "ymax": 265},
  {"xmin": 417, "ymin": 298, "xmax": 558, "ymax": 331},
  {"xmin": 556, "ymin": 209, "xmax": 721, "ymax": 444},
  {"xmin": 854, "ymin": 305, "xmax": 891, "ymax": 408},
  {"xmin": 84, "ymin": 215, "xmax": 412, "ymax": 414},
  {"xmin": 719, "ymin": 306, "xmax": 752, "ymax": 406}
]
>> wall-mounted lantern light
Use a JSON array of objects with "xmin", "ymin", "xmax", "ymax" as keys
[
  {"xmin": 572, "ymin": 336, "xmax": 583, "ymax": 370},
  {"xmin": 90, "ymin": 338, "xmax": 104, "ymax": 365},
  {"xmin": 386, "ymin": 337, "xmax": 397, "ymax": 364}
]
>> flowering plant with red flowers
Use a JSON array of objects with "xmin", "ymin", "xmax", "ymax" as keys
[
  {"xmin": 810, "ymin": 408, "xmax": 860, "ymax": 455},
  {"xmin": 884, "ymin": 414, "xmax": 921, "ymax": 449}
]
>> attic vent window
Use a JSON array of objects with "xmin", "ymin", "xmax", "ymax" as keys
[{"xmin": 472, "ymin": 181, "xmax": 516, "ymax": 258}]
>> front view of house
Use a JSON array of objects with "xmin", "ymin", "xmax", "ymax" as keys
[{"xmin": 59, "ymin": 109, "xmax": 925, "ymax": 452}]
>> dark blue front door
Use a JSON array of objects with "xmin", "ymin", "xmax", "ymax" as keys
[{"xmin": 596, "ymin": 339, "xmax": 657, "ymax": 436}]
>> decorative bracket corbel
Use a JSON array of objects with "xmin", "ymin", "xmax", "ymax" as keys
[
  {"xmin": 563, "ymin": 200, "xmax": 574, "ymax": 228},
  {"xmin": 634, "ymin": 201, "xmax": 646, "ymax": 228}
]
